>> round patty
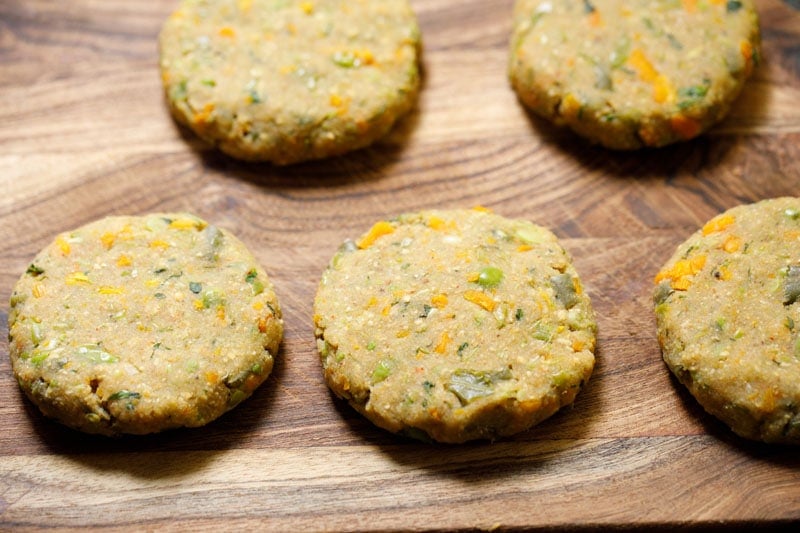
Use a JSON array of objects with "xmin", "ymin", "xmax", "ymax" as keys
[
  {"xmin": 509, "ymin": 0, "xmax": 761, "ymax": 149},
  {"xmin": 159, "ymin": 0, "xmax": 421, "ymax": 164},
  {"xmin": 8, "ymin": 213, "xmax": 283, "ymax": 436},
  {"xmin": 314, "ymin": 208, "xmax": 597, "ymax": 443},
  {"xmin": 654, "ymin": 198, "xmax": 800, "ymax": 444}
]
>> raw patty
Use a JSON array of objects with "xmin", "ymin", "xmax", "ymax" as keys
[
  {"xmin": 314, "ymin": 208, "xmax": 597, "ymax": 443},
  {"xmin": 8, "ymin": 213, "xmax": 283, "ymax": 436},
  {"xmin": 159, "ymin": 0, "xmax": 421, "ymax": 164},
  {"xmin": 509, "ymin": 0, "xmax": 761, "ymax": 149},
  {"xmin": 654, "ymin": 198, "xmax": 800, "ymax": 444}
]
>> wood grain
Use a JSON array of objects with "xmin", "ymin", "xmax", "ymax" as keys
[{"xmin": 1, "ymin": 0, "xmax": 799, "ymax": 530}]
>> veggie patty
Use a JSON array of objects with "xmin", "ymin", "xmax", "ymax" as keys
[
  {"xmin": 8, "ymin": 213, "xmax": 283, "ymax": 436},
  {"xmin": 159, "ymin": 0, "xmax": 421, "ymax": 164},
  {"xmin": 509, "ymin": 0, "xmax": 761, "ymax": 149},
  {"xmin": 314, "ymin": 208, "xmax": 597, "ymax": 443},
  {"xmin": 655, "ymin": 198, "xmax": 800, "ymax": 444}
]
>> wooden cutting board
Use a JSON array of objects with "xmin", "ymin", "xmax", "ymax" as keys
[{"xmin": 1, "ymin": 0, "xmax": 799, "ymax": 530}]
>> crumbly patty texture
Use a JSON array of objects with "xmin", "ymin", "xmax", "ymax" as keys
[
  {"xmin": 654, "ymin": 198, "xmax": 800, "ymax": 444},
  {"xmin": 8, "ymin": 213, "xmax": 283, "ymax": 436},
  {"xmin": 159, "ymin": 0, "xmax": 421, "ymax": 164},
  {"xmin": 509, "ymin": 0, "xmax": 761, "ymax": 149},
  {"xmin": 314, "ymin": 209, "xmax": 596, "ymax": 443}
]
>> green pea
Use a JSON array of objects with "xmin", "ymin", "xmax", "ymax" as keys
[{"xmin": 477, "ymin": 266, "xmax": 504, "ymax": 288}]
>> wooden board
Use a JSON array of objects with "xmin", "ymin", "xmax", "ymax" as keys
[{"xmin": 1, "ymin": 0, "xmax": 799, "ymax": 530}]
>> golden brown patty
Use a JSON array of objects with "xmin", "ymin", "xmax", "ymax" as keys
[
  {"xmin": 654, "ymin": 198, "xmax": 800, "ymax": 444},
  {"xmin": 159, "ymin": 0, "xmax": 421, "ymax": 164},
  {"xmin": 509, "ymin": 0, "xmax": 761, "ymax": 149},
  {"xmin": 8, "ymin": 213, "xmax": 283, "ymax": 436},
  {"xmin": 314, "ymin": 209, "xmax": 596, "ymax": 443}
]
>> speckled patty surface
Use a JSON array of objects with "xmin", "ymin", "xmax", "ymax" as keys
[
  {"xmin": 159, "ymin": 0, "xmax": 421, "ymax": 164},
  {"xmin": 8, "ymin": 213, "xmax": 283, "ymax": 436},
  {"xmin": 314, "ymin": 209, "xmax": 596, "ymax": 443},
  {"xmin": 509, "ymin": 0, "xmax": 761, "ymax": 149},
  {"xmin": 654, "ymin": 198, "xmax": 800, "ymax": 444}
]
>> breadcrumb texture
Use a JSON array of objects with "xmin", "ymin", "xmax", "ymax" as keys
[
  {"xmin": 159, "ymin": 0, "xmax": 421, "ymax": 164},
  {"xmin": 509, "ymin": 0, "xmax": 761, "ymax": 149},
  {"xmin": 654, "ymin": 198, "xmax": 800, "ymax": 444},
  {"xmin": 314, "ymin": 209, "xmax": 596, "ymax": 443},
  {"xmin": 8, "ymin": 213, "xmax": 283, "ymax": 436}
]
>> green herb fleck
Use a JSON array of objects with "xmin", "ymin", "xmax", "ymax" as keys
[
  {"xmin": 726, "ymin": 0, "xmax": 743, "ymax": 13},
  {"xmin": 530, "ymin": 11, "xmax": 546, "ymax": 27},
  {"xmin": 154, "ymin": 292, "xmax": 166, "ymax": 299},
  {"xmin": 422, "ymin": 380, "xmax": 435, "ymax": 393},
  {"xmin": 582, "ymin": 0, "xmax": 596, "ymax": 13},
  {"xmin": 784, "ymin": 208, "xmax": 800, "ymax": 220},
  {"xmin": 533, "ymin": 322, "xmax": 553, "ymax": 342},
  {"xmin": 610, "ymin": 37, "xmax": 631, "ymax": 69},
  {"xmin": 201, "ymin": 79, "xmax": 216, "ymax": 87},
  {"xmin": 26, "ymin": 264, "xmax": 45, "ymax": 276},
  {"xmin": 594, "ymin": 65, "xmax": 612, "ymax": 91},
  {"xmin": 108, "ymin": 390, "xmax": 141, "ymax": 402},
  {"xmin": 515, "ymin": 308, "xmax": 524, "ymax": 321},
  {"xmin": 457, "ymin": 342, "xmax": 469, "ymax": 356},
  {"xmin": 332, "ymin": 51, "xmax": 356, "ymax": 68},
  {"xmin": 248, "ymin": 89, "xmax": 262, "ymax": 104},
  {"xmin": 666, "ymin": 34, "xmax": 683, "ymax": 50},
  {"xmin": 678, "ymin": 82, "xmax": 710, "ymax": 109},
  {"xmin": 151, "ymin": 342, "xmax": 169, "ymax": 358},
  {"xmin": 367, "ymin": 341, "xmax": 376, "ymax": 351},
  {"xmin": 245, "ymin": 269, "xmax": 264, "ymax": 295},
  {"xmin": 420, "ymin": 304, "xmax": 433, "ymax": 318},
  {"xmin": 189, "ymin": 281, "xmax": 202, "ymax": 294},
  {"xmin": 171, "ymin": 80, "xmax": 188, "ymax": 101}
]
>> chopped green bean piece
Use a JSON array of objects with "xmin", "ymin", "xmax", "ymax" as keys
[
  {"xmin": 784, "ymin": 266, "xmax": 800, "ymax": 306},
  {"xmin": 202, "ymin": 290, "xmax": 223, "ymax": 308},
  {"xmin": 372, "ymin": 360, "xmax": 393, "ymax": 383},
  {"xmin": 447, "ymin": 368, "xmax": 512, "ymax": 405},
  {"xmin": 551, "ymin": 273, "xmax": 580, "ymax": 309},
  {"xmin": 245, "ymin": 269, "xmax": 264, "ymax": 295},
  {"xmin": 77, "ymin": 345, "xmax": 118, "ymax": 364}
]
